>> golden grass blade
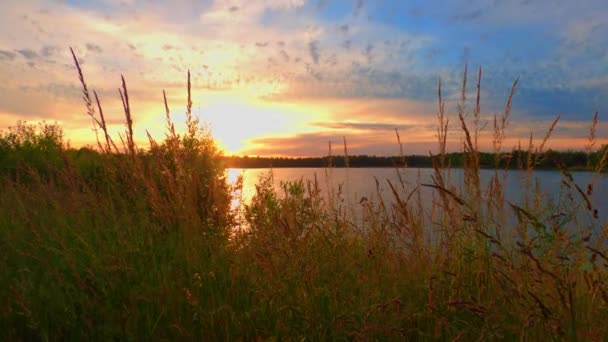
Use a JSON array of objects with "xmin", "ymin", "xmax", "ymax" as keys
[
  {"xmin": 436, "ymin": 77, "xmax": 448, "ymax": 168},
  {"xmin": 93, "ymin": 90, "xmax": 114, "ymax": 153},
  {"xmin": 588, "ymin": 111, "xmax": 599, "ymax": 154},
  {"xmin": 119, "ymin": 75, "xmax": 134, "ymax": 155},
  {"xmin": 70, "ymin": 47, "xmax": 107, "ymax": 151},
  {"xmin": 538, "ymin": 115, "xmax": 560, "ymax": 155},
  {"xmin": 475, "ymin": 66, "xmax": 482, "ymax": 151},
  {"xmin": 343, "ymin": 136, "xmax": 349, "ymax": 168}
]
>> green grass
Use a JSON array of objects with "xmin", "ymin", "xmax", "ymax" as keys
[{"xmin": 1, "ymin": 56, "xmax": 608, "ymax": 340}]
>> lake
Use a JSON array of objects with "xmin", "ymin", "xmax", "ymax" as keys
[{"xmin": 227, "ymin": 168, "xmax": 608, "ymax": 224}]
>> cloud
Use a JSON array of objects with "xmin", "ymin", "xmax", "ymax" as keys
[
  {"xmin": 0, "ymin": 84, "xmax": 79, "ymax": 120},
  {"xmin": 0, "ymin": 50, "xmax": 16, "ymax": 60},
  {"xmin": 17, "ymin": 49, "xmax": 39, "ymax": 59},
  {"xmin": 512, "ymin": 85, "xmax": 607, "ymax": 121},
  {"xmin": 451, "ymin": 8, "xmax": 485, "ymax": 22},
  {"xmin": 246, "ymin": 132, "xmax": 359, "ymax": 156},
  {"xmin": 85, "ymin": 43, "xmax": 103, "ymax": 53},
  {"xmin": 41, "ymin": 45, "xmax": 61, "ymax": 57},
  {"xmin": 362, "ymin": 44, "xmax": 373, "ymax": 64},
  {"xmin": 20, "ymin": 82, "xmax": 81, "ymax": 101},
  {"xmin": 354, "ymin": 0, "xmax": 364, "ymax": 16},
  {"xmin": 244, "ymin": 129, "xmax": 438, "ymax": 156},
  {"xmin": 279, "ymin": 50, "xmax": 290, "ymax": 62},
  {"xmin": 308, "ymin": 40, "xmax": 320, "ymax": 64},
  {"xmin": 311, "ymin": 121, "xmax": 418, "ymax": 131}
]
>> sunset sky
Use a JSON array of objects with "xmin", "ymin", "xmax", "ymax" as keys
[{"xmin": 1, "ymin": 0, "xmax": 607, "ymax": 156}]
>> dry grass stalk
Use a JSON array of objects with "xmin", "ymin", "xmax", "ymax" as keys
[
  {"xmin": 436, "ymin": 78, "xmax": 448, "ymax": 168},
  {"xmin": 395, "ymin": 128, "xmax": 405, "ymax": 168},
  {"xmin": 526, "ymin": 133, "xmax": 534, "ymax": 171},
  {"xmin": 146, "ymin": 130, "xmax": 158, "ymax": 149},
  {"xmin": 70, "ymin": 47, "xmax": 105, "ymax": 152},
  {"xmin": 185, "ymin": 70, "xmax": 198, "ymax": 138},
  {"xmin": 324, "ymin": 140, "xmax": 335, "ymax": 208},
  {"xmin": 486, "ymin": 76, "xmax": 518, "ymax": 243},
  {"xmin": 493, "ymin": 78, "xmax": 519, "ymax": 158},
  {"xmin": 586, "ymin": 111, "xmax": 608, "ymax": 179},
  {"xmin": 587, "ymin": 111, "xmax": 599, "ymax": 160},
  {"xmin": 488, "ymin": 77, "xmax": 518, "ymax": 232},
  {"xmin": 163, "ymin": 90, "xmax": 177, "ymax": 139},
  {"xmin": 460, "ymin": 63, "xmax": 468, "ymax": 106},
  {"xmin": 432, "ymin": 77, "xmax": 452, "ymax": 229},
  {"xmin": 162, "ymin": 89, "xmax": 183, "ymax": 171},
  {"xmin": 327, "ymin": 141, "xmax": 333, "ymax": 167},
  {"xmin": 503, "ymin": 78, "xmax": 518, "ymax": 133},
  {"xmin": 342, "ymin": 136, "xmax": 351, "ymax": 213},
  {"xmin": 393, "ymin": 128, "xmax": 409, "ymax": 193},
  {"xmin": 457, "ymin": 65, "xmax": 481, "ymax": 217},
  {"xmin": 93, "ymin": 90, "xmax": 115, "ymax": 153},
  {"xmin": 118, "ymin": 75, "xmax": 135, "ymax": 155},
  {"xmin": 342, "ymin": 136, "xmax": 349, "ymax": 168},
  {"xmin": 421, "ymin": 183, "xmax": 465, "ymax": 206},
  {"xmin": 474, "ymin": 66, "xmax": 481, "ymax": 151},
  {"xmin": 537, "ymin": 115, "xmax": 560, "ymax": 156},
  {"xmin": 596, "ymin": 145, "xmax": 608, "ymax": 174}
]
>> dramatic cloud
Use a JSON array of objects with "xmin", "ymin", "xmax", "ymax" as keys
[{"xmin": 0, "ymin": 0, "xmax": 606, "ymax": 155}]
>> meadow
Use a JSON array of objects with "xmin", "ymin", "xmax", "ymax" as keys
[{"xmin": 1, "ymin": 52, "xmax": 607, "ymax": 340}]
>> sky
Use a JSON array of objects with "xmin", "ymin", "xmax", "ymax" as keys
[{"xmin": 0, "ymin": 0, "xmax": 607, "ymax": 156}]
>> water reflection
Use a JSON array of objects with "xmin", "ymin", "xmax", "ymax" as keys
[{"xmin": 226, "ymin": 167, "xmax": 608, "ymax": 224}]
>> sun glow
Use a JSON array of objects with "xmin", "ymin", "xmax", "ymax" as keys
[{"xmin": 199, "ymin": 93, "xmax": 321, "ymax": 154}]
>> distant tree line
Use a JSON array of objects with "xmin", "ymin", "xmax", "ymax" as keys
[{"xmin": 222, "ymin": 147, "xmax": 608, "ymax": 171}]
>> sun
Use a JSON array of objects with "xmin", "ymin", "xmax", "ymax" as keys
[{"xmin": 199, "ymin": 93, "xmax": 315, "ymax": 154}]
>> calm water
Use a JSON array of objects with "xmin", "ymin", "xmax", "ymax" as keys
[{"xmin": 226, "ymin": 168, "xmax": 608, "ymax": 223}]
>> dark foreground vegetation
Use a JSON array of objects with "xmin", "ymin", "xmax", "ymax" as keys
[{"xmin": 1, "ymin": 54, "xmax": 608, "ymax": 340}]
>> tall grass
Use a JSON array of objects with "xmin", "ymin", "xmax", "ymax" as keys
[{"xmin": 1, "ymin": 53, "xmax": 607, "ymax": 340}]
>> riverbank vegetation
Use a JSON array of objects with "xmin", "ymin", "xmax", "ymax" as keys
[{"xmin": 1, "ymin": 53, "xmax": 608, "ymax": 340}]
